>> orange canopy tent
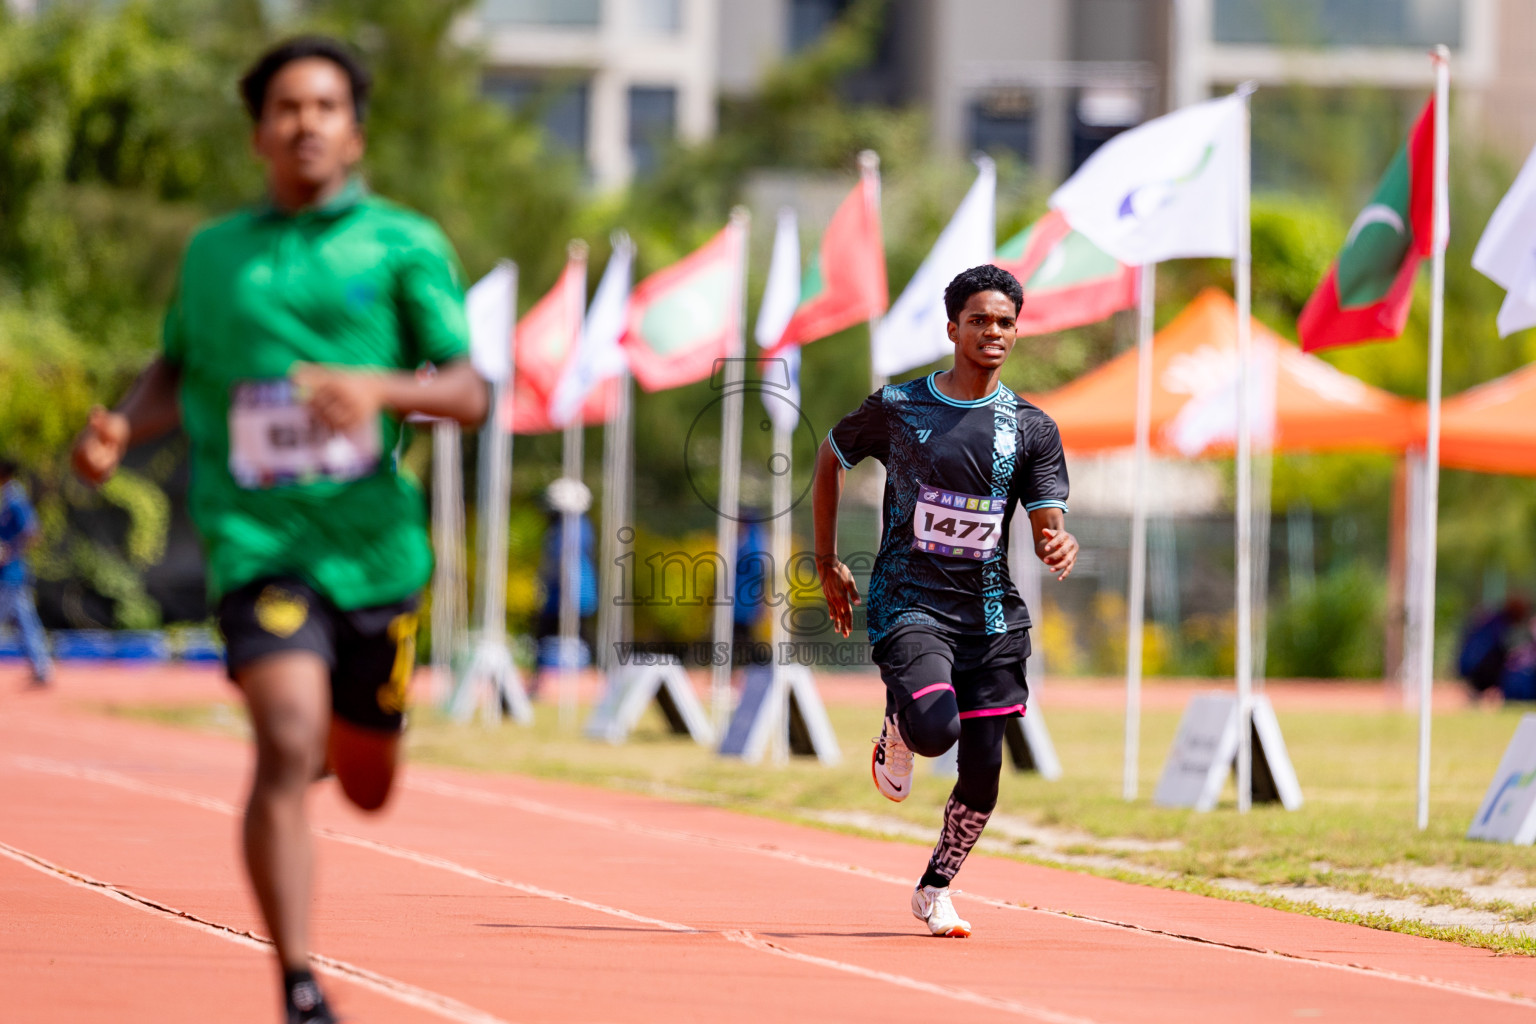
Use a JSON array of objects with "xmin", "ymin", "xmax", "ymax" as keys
[
  {"xmin": 1029, "ymin": 289, "xmax": 1422, "ymax": 455},
  {"xmin": 1437, "ymin": 363, "xmax": 1536, "ymax": 476}
]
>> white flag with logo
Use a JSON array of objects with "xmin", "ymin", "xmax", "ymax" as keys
[
  {"xmin": 466, "ymin": 261, "xmax": 515, "ymax": 384},
  {"xmin": 549, "ymin": 235, "xmax": 634, "ymax": 426},
  {"xmin": 1473, "ymin": 144, "xmax": 1536, "ymax": 338},
  {"xmin": 872, "ymin": 157, "xmax": 995, "ymax": 377},
  {"xmin": 756, "ymin": 208, "xmax": 803, "ymax": 434},
  {"xmin": 1050, "ymin": 93, "xmax": 1244, "ymax": 266}
]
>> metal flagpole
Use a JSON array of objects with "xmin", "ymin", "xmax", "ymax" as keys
[
  {"xmin": 596, "ymin": 369, "xmax": 632, "ymax": 675},
  {"xmin": 1417, "ymin": 46, "xmax": 1451, "ymax": 831},
  {"xmin": 430, "ymin": 420, "xmax": 466, "ymax": 704},
  {"xmin": 556, "ymin": 242, "xmax": 589, "ymax": 729},
  {"xmin": 771, "ymin": 411, "xmax": 793, "ymax": 765},
  {"xmin": 861, "ymin": 151, "xmax": 889, "ymax": 551},
  {"xmin": 710, "ymin": 208, "xmax": 751, "ymax": 735},
  {"xmin": 1124, "ymin": 263, "xmax": 1156, "ymax": 801},
  {"xmin": 1235, "ymin": 86, "xmax": 1255, "ymax": 813}
]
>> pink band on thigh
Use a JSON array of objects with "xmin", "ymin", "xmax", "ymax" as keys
[
  {"xmin": 958, "ymin": 703, "xmax": 1025, "ymax": 719},
  {"xmin": 910, "ymin": 682, "xmax": 956, "ymax": 701}
]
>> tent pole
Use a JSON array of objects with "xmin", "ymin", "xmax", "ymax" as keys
[
  {"xmin": 1235, "ymin": 89, "xmax": 1254, "ymax": 814},
  {"xmin": 1416, "ymin": 47, "xmax": 1451, "ymax": 831},
  {"xmin": 1124, "ymin": 263, "xmax": 1155, "ymax": 801}
]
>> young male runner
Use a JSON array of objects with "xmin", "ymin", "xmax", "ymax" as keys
[
  {"xmin": 71, "ymin": 38, "xmax": 487, "ymax": 1023},
  {"xmin": 814, "ymin": 264, "xmax": 1077, "ymax": 938}
]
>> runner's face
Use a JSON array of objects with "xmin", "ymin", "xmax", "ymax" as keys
[
  {"xmin": 252, "ymin": 58, "xmax": 363, "ymax": 194},
  {"xmin": 947, "ymin": 290, "xmax": 1018, "ymax": 370}
]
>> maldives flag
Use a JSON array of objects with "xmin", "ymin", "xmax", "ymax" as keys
[
  {"xmin": 503, "ymin": 251, "xmax": 610, "ymax": 434},
  {"xmin": 1299, "ymin": 98, "xmax": 1438, "ymax": 352},
  {"xmin": 766, "ymin": 167, "xmax": 887, "ymax": 353},
  {"xmin": 996, "ymin": 209, "xmax": 1137, "ymax": 336},
  {"xmin": 621, "ymin": 220, "xmax": 744, "ymax": 392}
]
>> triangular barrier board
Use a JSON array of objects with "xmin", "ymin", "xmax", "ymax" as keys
[
  {"xmin": 1153, "ymin": 692, "xmax": 1302, "ymax": 811},
  {"xmin": 449, "ymin": 637, "xmax": 532, "ymax": 725},
  {"xmin": 718, "ymin": 664, "xmax": 841, "ymax": 765},
  {"xmin": 932, "ymin": 703, "xmax": 1059, "ymax": 779},
  {"xmin": 1468, "ymin": 713, "xmax": 1536, "ymax": 845},
  {"xmin": 584, "ymin": 656, "xmax": 714, "ymax": 746}
]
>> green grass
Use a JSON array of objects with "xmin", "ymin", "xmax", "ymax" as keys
[{"xmin": 109, "ymin": 690, "xmax": 1536, "ymax": 955}]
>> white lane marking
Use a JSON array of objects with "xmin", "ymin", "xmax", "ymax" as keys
[
  {"xmin": 15, "ymin": 756, "xmax": 1101, "ymax": 1019},
  {"xmin": 0, "ymin": 840, "xmax": 514, "ymax": 1024},
  {"xmin": 404, "ymin": 775, "xmax": 1536, "ymax": 1010},
  {"xmin": 20, "ymin": 756, "xmax": 1536, "ymax": 1012},
  {"xmin": 722, "ymin": 930, "xmax": 1101, "ymax": 1024}
]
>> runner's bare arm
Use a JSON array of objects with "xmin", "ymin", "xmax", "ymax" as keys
[
  {"xmin": 1028, "ymin": 507, "xmax": 1079, "ymax": 581},
  {"xmin": 292, "ymin": 359, "xmax": 489, "ymax": 431},
  {"xmin": 813, "ymin": 438, "xmax": 861, "ymax": 638},
  {"xmin": 71, "ymin": 357, "xmax": 183, "ymax": 486}
]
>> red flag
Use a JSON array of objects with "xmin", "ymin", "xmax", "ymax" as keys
[
  {"xmin": 621, "ymin": 221, "xmax": 744, "ymax": 391},
  {"xmin": 767, "ymin": 171, "xmax": 886, "ymax": 353},
  {"xmin": 1299, "ymin": 98, "xmax": 1436, "ymax": 352},
  {"xmin": 995, "ymin": 209, "xmax": 1137, "ymax": 336},
  {"xmin": 503, "ymin": 252, "xmax": 610, "ymax": 434}
]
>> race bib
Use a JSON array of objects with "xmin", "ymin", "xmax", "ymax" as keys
[
  {"xmin": 229, "ymin": 379, "xmax": 381, "ymax": 489},
  {"xmin": 912, "ymin": 483, "xmax": 1006, "ymax": 560}
]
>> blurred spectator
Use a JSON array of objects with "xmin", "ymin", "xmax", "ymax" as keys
[
  {"xmin": 733, "ymin": 514, "xmax": 772, "ymax": 666},
  {"xmin": 0, "ymin": 459, "xmax": 52, "ymax": 686},
  {"xmin": 1457, "ymin": 595, "xmax": 1531, "ymax": 701},
  {"xmin": 531, "ymin": 484, "xmax": 597, "ymax": 695}
]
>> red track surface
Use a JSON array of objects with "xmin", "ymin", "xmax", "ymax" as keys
[{"xmin": 3, "ymin": 668, "xmax": 1533, "ymax": 1023}]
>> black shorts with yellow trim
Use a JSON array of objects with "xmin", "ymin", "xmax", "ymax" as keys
[
  {"xmin": 872, "ymin": 625, "xmax": 1030, "ymax": 721},
  {"xmin": 217, "ymin": 576, "xmax": 420, "ymax": 733}
]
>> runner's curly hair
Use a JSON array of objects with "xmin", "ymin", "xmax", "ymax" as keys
[
  {"xmin": 240, "ymin": 36, "xmax": 373, "ymax": 124},
  {"xmin": 944, "ymin": 265, "xmax": 1023, "ymax": 322}
]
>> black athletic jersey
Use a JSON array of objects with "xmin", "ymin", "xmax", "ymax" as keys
[{"xmin": 828, "ymin": 372, "xmax": 1070, "ymax": 643}]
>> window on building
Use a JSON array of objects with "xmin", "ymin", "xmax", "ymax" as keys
[
  {"xmin": 482, "ymin": 0, "xmax": 601, "ymax": 27},
  {"xmin": 484, "ymin": 75, "xmax": 590, "ymax": 157},
  {"xmin": 1070, "ymin": 86, "xmax": 1145, "ymax": 171},
  {"xmin": 635, "ymin": 0, "xmax": 682, "ymax": 33},
  {"xmin": 969, "ymin": 90, "xmax": 1035, "ymax": 164},
  {"xmin": 628, "ymin": 86, "xmax": 677, "ymax": 176},
  {"xmin": 1213, "ymin": 0, "xmax": 1462, "ymax": 48},
  {"xmin": 789, "ymin": 0, "xmax": 853, "ymax": 52}
]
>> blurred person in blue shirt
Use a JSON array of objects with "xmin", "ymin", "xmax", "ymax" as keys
[{"xmin": 0, "ymin": 459, "xmax": 52, "ymax": 685}]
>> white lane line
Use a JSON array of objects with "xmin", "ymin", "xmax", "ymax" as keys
[
  {"xmin": 722, "ymin": 930, "xmax": 1101, "ymax": 1024},
  {"xmin": 404, "ymin": 775, "xmax": 1536, "ymax": 1010},
  {"xmin": 15, "ymin": 756, "xmax": 1099, "ymax": 1020},
  {"xmin": 0, "ymin": 840, "xmax": 513, "ymax": 1024}
]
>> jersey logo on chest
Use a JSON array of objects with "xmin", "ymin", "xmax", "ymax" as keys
[{"xmin": 916, "ymin": 428, "xmax": 932, "ymax": 443}]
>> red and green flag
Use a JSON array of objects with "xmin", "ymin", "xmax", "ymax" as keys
[
  {"xmin": 504, "ymin": 251, "xmax": 610, "ymax": 434},
  {"xmin": 1300, "ymin": 97, "xmax": 1437, "ymax": 352},
  {"xmin": 767, "ymin": 169, "xmax": 887, "ymax": 353},
  {"xmin": 621, "ymin": 221, "xmax": 744, "ymax": 392},
  {"xmin": 995, "ymin": 208, "xmax": 1137, "ymax": 336}
]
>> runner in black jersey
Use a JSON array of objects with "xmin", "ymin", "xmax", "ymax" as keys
[{"xmin": 813, "ymin": 264, "xmax": 1078, "ymax": 938}]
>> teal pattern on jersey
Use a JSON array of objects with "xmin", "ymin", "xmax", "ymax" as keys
[{"xmin": 981, "ymin": 386, "xmax": 1019, "ymax": 634}]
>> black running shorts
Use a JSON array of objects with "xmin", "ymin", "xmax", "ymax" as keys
[
  {"xmin": 217, "ymin": 577, "xmax": 420, "ymax": 733},
  {"xmin": 872, "ymin": 625, "xmax": 1030, "ymax": 720}
]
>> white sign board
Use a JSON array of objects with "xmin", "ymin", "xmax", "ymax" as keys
[
  {"xmin": 1154, "ymin": 692, "xmax": 1302, "ymax": 811},
  {"xmin": 1468, "ymin": 714, "xmax": 1536, "ymax": 845},
  {"xmin": 719, "ymin": 663, "xmax": 841, "ymax": 765},
  {"xmin": 584, "ymin": 657, "xmax": 714, "ymax": 747}
]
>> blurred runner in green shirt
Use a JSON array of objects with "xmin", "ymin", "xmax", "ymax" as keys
[{"xmin": 71, "ymin": 37, "xmax": 488, "ymax": 1024}]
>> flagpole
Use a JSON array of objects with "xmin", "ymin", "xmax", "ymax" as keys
[
  {"xmin": 861, "ymin": 150, "xmax": 889, "ymax": 564},
  {"xmin": 1235, "ymin": 85, "xmax": 1255, "ymax": 814},
  {"xmin": 1417, "ymin": 46, "xmax": 1451, "ymax": 831},
  {"xmin": 556, "ymin": 243, "xmax": 589, "ymax": 729},
  {"xmin": 1124, "ymin": 263, "xmax": 1156, "ymax": 801},
  {"xmin": 711, "ymin": 207, "xmax": 751, "ymax": 736},
  {"xmin": 597, "ymin": 369, "xmax": 632, "ymax": 676},
  {"xmin": 771, "ymin": 410, "xmax": 793, "ymax": 766}
]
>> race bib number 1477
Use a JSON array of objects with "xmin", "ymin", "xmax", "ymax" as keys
[{"xmin": 912, "ymin": 483, "xmax": 1006, "ymax": 560}]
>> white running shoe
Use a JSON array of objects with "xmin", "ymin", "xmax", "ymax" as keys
[
  {"xmin": 871, "ymin": 713, "xmax": 914, "ymax": 802},
  {"xmin": 911, "ymin": 884, "xmax": 971, "ymax": 938}
]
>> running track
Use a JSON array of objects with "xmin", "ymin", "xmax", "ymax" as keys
[{"xmin": 3, "ymin": 672, "xmax": 1534, "ymax": 1023}]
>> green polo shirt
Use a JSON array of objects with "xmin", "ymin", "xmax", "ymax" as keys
[{"xmin": 163, "ymin": 179, "xmax": 471, "ymax": 610}]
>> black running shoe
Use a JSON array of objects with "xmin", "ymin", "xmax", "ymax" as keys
[{"xmin": 286, "ymin": 972, "xmax": 337, "ymax": 1024}]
